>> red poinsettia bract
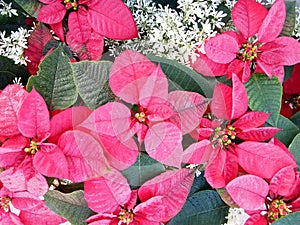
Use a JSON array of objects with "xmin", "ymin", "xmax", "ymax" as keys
[
  {"xmin": 183, "ymin": 75, "xmax": 280, "ymax": 188},
  {"xmin": 192, "ymin": 0, "xmax": 300, "ymax": 83},
  {"xmin": 37, "ymin": 0, "xmax": 138, "ymax": 60},
  {"xmin": 226, "ymin": 165, "xmax": 300, "ymax": 224},
  {"xmin": 84, "ymin": 168, "xmax": 194, "ymax": 225}
]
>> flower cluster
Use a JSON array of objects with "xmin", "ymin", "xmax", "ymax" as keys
[{"xmin": 0, "ymin": 0, "xmax": 300, "ymax": 225}]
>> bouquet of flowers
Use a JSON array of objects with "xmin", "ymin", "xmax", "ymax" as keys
[{"xmin": 0, "ymin": 0, "xmax": 300, "ymax": 224}]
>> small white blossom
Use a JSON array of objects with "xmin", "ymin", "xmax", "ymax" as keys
[
  {"xmin": 12, "ymin": 77, "xmax": 24, "ymax": 87},
  {"xmin": 0, "ymin": 27, "xmax": 32, "ymax": 65},
  {"xmin": 222, "ymin": 207, "xmax": 250, "ymax": 225},
  {"xmin": 0, "ymin": 0, "xmax": 18, "ymax": 17}
]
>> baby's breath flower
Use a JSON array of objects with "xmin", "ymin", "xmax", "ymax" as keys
[
  {"xmin": 222, "ymin": 207, "xmax": 250, "ymax": 225},
  {"xmin": 0, "ymin": 0, "xmax": 18, "ymax": 17},
  {"xmin": 0, "ymin": 27, "xmax": 32, "ymax": 65}
]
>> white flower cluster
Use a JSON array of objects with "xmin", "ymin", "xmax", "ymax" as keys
[
  {"xmin": 0, "ymin": 0, "xmax": 18, "ymax": 17},
  {"xmin": 108, "ymin": 0, "xmax": 228, "ymax": 65},
  {"xmin": 0, "ymin": 27, "xmax": 31, "ymax": 65},
  {"xmin": 293, "ymin": 6, "xmax": 300, "ymax": 40},
  {"xmin": 222, "ymin": 207, "xmax": 250, "ymax": 225}
]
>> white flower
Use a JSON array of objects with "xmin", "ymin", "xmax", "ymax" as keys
[
  {"xmin": 0, "ymin": 0, "xmax": 18, "ymax": 17},
  {"xmin": 222, "ymin": 207, "xmax": 250, "ymax": 225}
]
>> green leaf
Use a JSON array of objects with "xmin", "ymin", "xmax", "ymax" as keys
[
  {"xmin": 280, "ymin": 0, "xmax": 296, "ymax": 36},
  {"xmin": 147, "ymin": 55, "xmax": 216, "ymax": 98},
  {"xmin": 284, "ymin": 65, "xmax": 294, "ymax": 82},
  {"xmin": 291, "ymin": 111, "xmax": 300, "ymax": 129},
  {"xmin": 273, "ymin": 115, "xmax": 299, "ymax": 146},
  {"xmin": 289, "ymin": 133, "xmax": 300, "ymax": 171},
  {"xmin": 188, "ymin": 173, "xmax": 210, "ymax": 197},
  {"xmin": 14, "ymin": 0, "xmax": 43, "ymax": 18},
  {"xmin": 72, "ymin": 61, "xmax": 115, "ymax": 109},
  {"xmin": 122, "ymin": 153, "xmax": 166, "ymax": 189},
  {"xmin": 27, "ymin": 46, "xmax": 77, "ymax": 110},
  {"xmin": 0, "ymin": 56, "xmax": 30, "ymax": 89},
  {"xmin": 272, "ymin": 212, "xmax": 300, "ymax": 225},
  {"xmin": 44, "ymin": 190, "xmax": 95, "ymax": 225},
  {"xmin": 167, "ymin": 190, "xmax": 229, "ymax": 225},
  {"xmin": 245, "ymin": 74, "xmax": 282, "ymax": 126}
]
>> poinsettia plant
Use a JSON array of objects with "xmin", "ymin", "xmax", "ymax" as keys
[{"xmin": 0, "ymin": 0, "xmax": 300, "ymax": 225}]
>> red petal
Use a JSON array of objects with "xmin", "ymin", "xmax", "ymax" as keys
[
  {"xmin": 227, "ymin": 59, "xmax": 251, "ymax": 83},
  {"xmin": 98, "ymin": 134, "xmax": 138, "ymax": 170},
  {"xmin": 258, "ymin": 0, "xmax": 286, "ymax": 43},
  {"xmin": 191, "ymin": 54, "xmax": 228, "ymax": 76},
  {"xmin": 232, "ymin": 0, "xmax": 268, "ymax": 39},
  {"xmin": 0, "ymin": 85, "xmax": 28, "ymax": 137},
  {"xmin": 37, "ymin": 3, "xmax": 66, "ymax": 24},
  {"xmin": 205, "ymin": 34, "xmax": 239, "ymax": 64},
  {"xmin": 18, "ymin": 88, "xmax": 50, "ymax": 139},
  {"xmin": 1, "ymin": 213, "xmax": 23, "ymax": 225},
  {"xmin": 12, "ymin": 191, "xmax": 42, "ymax": 210},
  {"xmin": 237, "ymin": 127, "xmax": 280, "ymax": 141},
  {"xmin": 109, "ymin": 50, "xmax": 157, "ymax": 104},
  {"xmin": 237, "ymin": 141, "xmax": 297, "ymax": 179},
  {"xmin": 68, "ymin": 9, "xmax": 92, "ymax": 44},
  {"xmin": 168, "ymin": 91, "xmax": 209, "ymax": 134},
  {"xmin": 84, "ymin": 169, "xmax": 132, "ymax": 214},
  {"xmin": 144, "ymin": 122, "xmax": 183, "ymax": 168},
  {"xmin": 226, "ymin": 175, "xmax": 269, "ymax": 210},
  {"xmin": 245, "ymin": 214, "xmax": 268, "ymax": 225},
  {"xmin": 33, "ymin": 144, "xmax": 69, "ymax": 179},
  {"xmin": 232, "ymin": 112, "xmax": 269, "ymax": 129},
  {"xmin": 57, "ymin": 130, "xmax": 109, "ymax": 182},
  {"xmin": 49, "ymin": 106, "xmax": 92, "ymax": 144},
  {"xmin": 24, "ymin": 23, "xmax": 54, "ymax": 75},
  {"xmin": 256, "ymin": 59, "xmax": 285, "ymax": 82},
  {"xmin": 87, "ymin": 0, "xmax": 138, "ymax": 40},
  {"xmin": 138, "ymin": 169, "xmax": 194, "ymax": 220},
  {"xmin": 182, "ymin": 140, "xmax": 211, "ymax": 164},
  {"xmin": 259, "ymin": 37, "xmax": 300, "ymax": 65},
  {"xmin": 269, "ymin": 165, "xmax": 297, "ymax": 198},
  {"xmin": 146, "ymin": 103, "xmax": 173, "ymax": 122},
  {"xmin": 49, "ymin": 22, "xmax": 64, "ymax": 42},
  {"xmin": 211, "ymin": 83, "xmax": 232, "ymax": 120},
  {"xmin": 231, "ymin": 74, "xmax": 248, "ymax": 119}
]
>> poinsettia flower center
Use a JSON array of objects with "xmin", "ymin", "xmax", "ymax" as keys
[
  {"xmin": 118, "ymin": 207, "xmax": 134, "ymax": 225},
  {"xmin": 62, "ymin": 0, "xmax": 78, "ymax": 11},
  {"xmin": 267, "ymin": 199, "xmax": 291, "ymax": 222},
  {"xmin": 212, "ymin": 124, "xmax": 236, "ymax": 148},
  {"xmin": 24, "ymin": 140, "xmax": 39, "ymax": 155},
  {"xmin": 132, "ymin": 105, "xmax": 148, "ymax": 124},
  {"xmin": 0, "ymin": 196, "xmax": 11, "ymax": 213},
  {"xmin": 238, "ymin": 42, "xmax": 259, "ymax": 61}
]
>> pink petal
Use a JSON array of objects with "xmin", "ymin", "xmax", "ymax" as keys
[
  {"xmin": 68, "ymin": 9, "xmax": 92, "ymax": 44},
  {"xmin": 18, "ymin": 88, "xmax": 50, "ymax": 139},
  {"xmin": 85, "ymin": 213, "xmax": 118, "ymax": 224},
  {"xmin": 205, "ymin": 34, "xmax": 239, "ymax": 64},
  {"xmin": 12, "ymin": 191, "xmax": 42, "ymax": 210},
  {"xmin": 211, "ymin": 83, "xmax": 232, "ymax": 120},
  {"xmin": 87, "ymin": 0, "xmax": 138, "ymax": 40},
  {"xmin": 49, "ymin": 106, "xmax": 92, "ymax": 144},
  {"xmin": 237, "ymin": 141, "xmax": 297, "ymax": 179},
  {"xmin": 67, "ymin": 31, "xmax": 104, "ymax": 61},
  {"xmin": 79, "ymin": 102, "xmax": 132, "ymax": 139},
  {"xmin": 168, "ymin": 90, "xmax": 209, "ymax": 134},
  {"xmin": 0, "ymin": 167, "xmax": 26, "ymax": 192},
  {"xmin": 146, "ymin": 103, "xmax": 174, "ymax": 122},
  {"xmin": 259, "ymin": 37, "xmax": 300, "ymax": 65},
  {"xmin": 109, "ymin": 50, "xmax": 157, "ymax": 104},
  {"xmin": 0, "ymin": 84, "xmax": 28, "ymax": 137},
  {"xmin": 191, "ymin": 54, "xmax": 228, "ymax": 76},
  {"xmin": 231, "ymin": 74, "xmax": 248, "ymax": 120},
  {"xmin": 245, "ymin": 214, "xmax": 268, "ymax": 225},
  {"xmin": 84, "ymin": 169, "xmax": 132, "ymax": 214},
  {"xmin": 49, "ymin": 22, "xmax": 64, "ymax": 42},
  {"xmin": 37, "ymin": 2, "xmax": 66, "ymax": 24},
  {"xmin": 232, "ymin": 112, "xmax": 270, "ymax": 129},
  {"xmin": 232, "ymin": 0, "xmax": 268, "ymax": 39},
  {"xmin": 57, "ymin": 130, "xmax": 109, "ymax": 182},
  {"xmin": 182, "ymin": 139, "xmax": 211, "ymax": 164},
  {"xmin": 1, "ymin": 213, "xmax": 23, "ymax": 225},
  {"xmin": 226, "ymin": 175, "xmax": 269, "ymax": 210},
  {"xmin": 237, "ymin": 127, "xmax": 280, "ymax": 141},
  {"xmin": 98, "ymin": 134, "xmax": 138, "ymax": 170},
  {"xmin": 24, "ymin": 23, "xmax": 54, "ymax": 75},
  {"xmin": 227, "ymin": 59, "xmax": 251, "ymax": 83},
  {"xmin": 258, "ymin": 0, "xmax": 286, "ymax": 43},
  {"xmin": 139, "ymin": 65, "xmax": 169, "ymax": 108},
  {"xmin": 33, "ymin": 144, "xmax": 69, "ymax": 179},
  {"xmin": 138, "ymin": 169, "xmax": 194, "ymax": 219},
  {"xmin": 0, "ymin": 135, "xmax": 27, "ymax": 168},
  {"xmin": 256, "ymin": 59, "xmax": 285, "ymax": 82},
  {"xmin": 144, "ymin": 122, "xmax": 183, "ymax": 168},
  {"xmin": 269, "ymin": 165, "xmax": 297, "ymax": 198}
]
